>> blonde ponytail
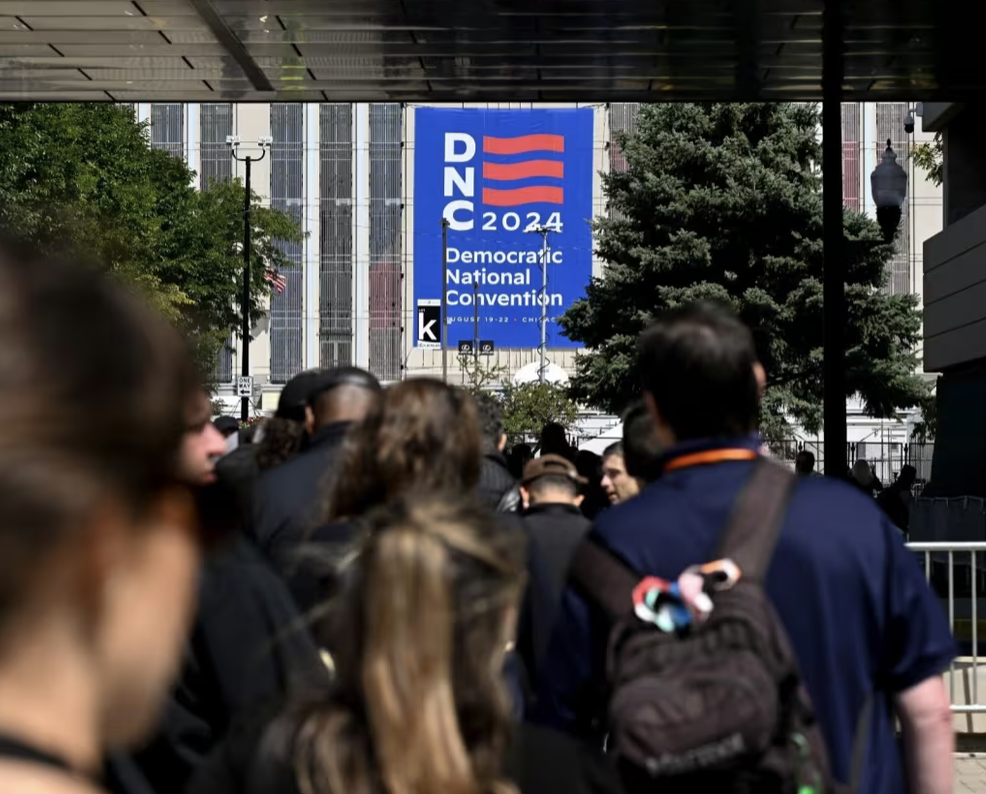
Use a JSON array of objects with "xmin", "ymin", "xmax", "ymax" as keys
[
  {"xmin": 292, "ymin": 497, "xmax": 524, "ymax": 794},
  {"xmin": 361, "ymin": 523, "xmax": 477, "ymax": 794}
]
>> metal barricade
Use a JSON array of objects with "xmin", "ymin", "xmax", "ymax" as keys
[{"xmin": 907, "ymin": 542, "xmax": 986, "ymax": 718}]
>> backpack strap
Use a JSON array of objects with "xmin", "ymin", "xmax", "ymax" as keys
[
  {"xmin": 715, "ymin": 458, "xmax": 796, "ymax": 582},
  {"xmin": 568, "ymin": 538, "xmax": 639, "ymax": 621}
]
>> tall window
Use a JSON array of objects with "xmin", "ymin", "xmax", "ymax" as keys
[
  {"xmin": 201, "ymin": 103, "xmax": 235, "ymax": 383},
  {"xmin": 841, "ymin": 103, "xmax": 861, "ymax": 213},
  {"xmin": 200, "ymin": 103, "xmax": 233, "ymax": 188},
  {"xmin": 875, "ymin": 102, "xmax": 912, "ymax": 295},
  {"xmin": 319, "ymin": 104, "xmax": 354, "ymax": 369},
  {"xmin": 149, "ymin": 103, "xmax": 184, "ymax": 159},
  {"xmin": 368, "ymin": 103, "xmax": 403, "ymax": 382},
  {"xmin": 269, "ymin": 104, "xmax": 305, "ymax": 383},
  {"xmin": 608, "ymin": 103, "xmax": 639, "ymax": 220}
]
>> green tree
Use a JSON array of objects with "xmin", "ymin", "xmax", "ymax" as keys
[
  {"xmin": 561, "ymin": 103, "xmax": 927, "ymax": 435},
  {"xmin": 0, "ymin": 103, "xmax": 302, "ymax": 380},
  {"xmin": 500, "ymin": 381, "xmax": 579, "ymax": 445},
  {"xmin": 912, "ymin": 132, "xmax": 943, "ymax": 187}
]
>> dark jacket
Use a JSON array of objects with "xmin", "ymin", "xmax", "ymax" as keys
[
  {"xmin": 478, "ymin": 452, "xmax": 521, "ymax": 512},
  {"xmin": 215, "ymin": 443, "xmax": 261, "ymax": 536},
  {"xmin": 253, "ymin": 422, "xmax": 351, "ymax": 562},
  {"xmin": 121, "ymin": 535, "xmax": 329, "ymax": 794},
  {"xmin": 522, "ymin": 502, "xmax": 592, "ymax": 599},
  {"xmin": 189, "ymin": 712, "xmax": 625, "ymax": 794}
]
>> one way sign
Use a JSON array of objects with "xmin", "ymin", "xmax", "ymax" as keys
[{"xmin": 417, "ymin": 300, "xmax": 441, "ymax": 349}]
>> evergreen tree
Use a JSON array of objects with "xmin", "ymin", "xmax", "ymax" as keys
[{"xmin": 561, "ymin": 103, "xmax": 927, "ymax": 436}]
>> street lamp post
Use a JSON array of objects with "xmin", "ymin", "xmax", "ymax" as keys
[
  {"xmin": 871, "ymin": 139, "xmax": 908, "ymax": 242},
  {"xmin": 227, "ymin": 135, "xmax": 272, "ymax": 422}
]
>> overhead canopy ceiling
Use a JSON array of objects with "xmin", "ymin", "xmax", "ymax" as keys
[{"xmin": 0, "ymin": 0, "xmax": 979, "ymax": 102}]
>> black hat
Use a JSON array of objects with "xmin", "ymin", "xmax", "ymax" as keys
[
  {"xmin": 213, "ymin": 415, "xmax": 239, "ymax": 436},
  {"xmin": 276, "ymin": 369, "xmax": 326, "ymax": 421}
]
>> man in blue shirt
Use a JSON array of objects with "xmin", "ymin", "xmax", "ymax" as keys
[{"xmin": 535, "ymin": 302, "xmax": 955, "ymax": 794}]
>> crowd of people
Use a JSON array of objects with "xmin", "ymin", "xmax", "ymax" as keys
[{"xmin": 0, "ymin": 237, "xmax": 956, "ymax": 794}]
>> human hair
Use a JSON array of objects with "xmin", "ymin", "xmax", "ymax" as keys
[
  {"xmin": 324, "ymin": 379, "xmax": 483, "ymax": 521},
  {"xmin": 0, "ymin": 237, "xmax": 196, "ymax": 625},
  {"xmin": 795, "ymin": 450, "xmax": 816, "ymax": 474},
  {"xmin": 255, "ymin": 416, "xmax": 307, "ymax": 472},
  {"xmin": 474, "ymin": 393, "xmax": 505, "ymax": 455},
  {"xmin": 528, "ymin": 474, "xmax": 578, "ymax": 501},
  {"xmin": 291, "ymin": 496, "xmax": 525, "ymax": 794},
  {"xmin": 637, "ymin": 301, "xmax": 759, "ymax": 441},
  {"xmin": 539, "ymin": 422, "xmax": 571, "ymax": 458},
  {"xmin": 603, "ymin": 441, "xmax": 624, "ymax": 460},
  {"xmin": 622, "ymin": 401, "xmax": 663, "ymax": 482}
]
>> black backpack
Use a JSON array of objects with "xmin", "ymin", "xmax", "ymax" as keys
[{"xmin": 570, "ymin": 459, "xmax": 847, "ymax": 794}]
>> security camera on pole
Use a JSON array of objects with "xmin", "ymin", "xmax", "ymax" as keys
[{"xmin": 227, "ymin": 134, "xmax": 272, "ymax": 422}]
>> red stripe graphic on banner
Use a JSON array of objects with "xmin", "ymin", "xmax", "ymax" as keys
[
  {"xmin": 482, "ymin": 186, "xmax": 564, "ymax": 206},
  {"xmin": 482, "ymin": 134, "xmax": 565, "ymax": 155},
  {"xmin": 482, "ymin": 160, "xmax": 564, "ymax": 180}
]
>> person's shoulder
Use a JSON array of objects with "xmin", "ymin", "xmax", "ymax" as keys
[
  {"xmin": 592, "ymin": 482, "xmax": 670, "ymax": 539},
  {"xmin": 789, "ymin": 474, "xmax": 888, "ymax": 529}
]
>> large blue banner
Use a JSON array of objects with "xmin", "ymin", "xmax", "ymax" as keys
[{"xmin": 413, "ymin": 108, "xmax": 594, "ymax": 349}]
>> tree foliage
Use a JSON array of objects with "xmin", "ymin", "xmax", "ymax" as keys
[
  {"xmin": 0, "ymin": 103, "xmax": 302, "ymax": 381},
  {"xmin": 561, "ymin": 103, "xmax": 928, "ymax": 435},
  {"xmin": 457, "ymin": 352, "xmax": 509, "ymax": 394},
  {"xmin": 501, "ymin": 381, "xmax": 579, "ymax": 445},
  {"xmin": 455, "ymin": 354, "xmax": 579, "ymax": 445},
  {"xmin": 912, "ymin": 132, "xmax": 943, "ymax": 188}
]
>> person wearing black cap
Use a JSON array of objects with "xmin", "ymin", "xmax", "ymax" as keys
[
  {"xmin": 215, "ymin": 369, "xmax": 328, "ymax": 540},
  {"xmin": 254, "ymin": 369, "xmax": 328, "ymax": 473},
  {"xmin": 520, "ymin": 455, "xmax": 592, "ymax": 604},
  {"xmin": 254, "ymin": 366, "xmax": 381, "ymax": 570},
  {"xmin": 213, "ymin": 415, "xmax": 240, "ymax": 439}
]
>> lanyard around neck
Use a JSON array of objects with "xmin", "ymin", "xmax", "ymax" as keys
[{"xmin": 663, "ymin": 448, "xmax": 758, "ymax": 473}]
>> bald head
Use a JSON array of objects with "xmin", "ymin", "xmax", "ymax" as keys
[{"xmin": 310, "ymin": 383, "xmax": 378, "ymax": 428}]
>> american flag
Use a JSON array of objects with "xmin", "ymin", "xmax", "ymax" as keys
[{"xmin": 264, "ymin": 266, "xmax": 287, "ymax": 295}]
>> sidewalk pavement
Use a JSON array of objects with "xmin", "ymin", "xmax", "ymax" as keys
[{"xmin": 957, "ymin": 757, "xmax": 986, "ymax": 793}]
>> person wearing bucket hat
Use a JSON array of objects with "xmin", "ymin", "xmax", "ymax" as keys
[{"xmin": 519, "ymin": 455, "xmax": 592, "ymax": 613}]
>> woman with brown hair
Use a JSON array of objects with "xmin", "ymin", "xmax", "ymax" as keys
[
  {"xmin": 277, "ymin": 377, "xmax": 484, "ymax": 612},
  {"xmin": 324, "ymin": 377, "xmax": 482, "ymax": 521},
  {"xmin": 0, "ymin": 239, "xmax": 205, "ymax": 793},
  {"xmin": 191, "ymin": 496, "xmax": 624, "ymax": 794},
  {"xmin": 277, "ymin": 378, "xmax": 553, "ymax": 709}
]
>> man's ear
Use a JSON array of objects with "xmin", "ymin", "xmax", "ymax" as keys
[
  {"xmin": 519, "ymin": 486, "xmax": 530, "ymax": 510},
  {"xmin": 498, "ymin": 433, "xmax": 507, "ymax": 453},
  {"xmin": 304, "ymin": 405, "xmax": 315, "ymax": 435},
  {"xmin": 753, "ymin": 362, "xmax": 767, "ymax": 399}
]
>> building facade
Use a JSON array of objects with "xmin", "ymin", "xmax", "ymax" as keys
[
  {"xmin": 914, "ymin": 103, "xmax": 986, "ymax": 496},
  {"xmin": 137, "ymin": 102, "xmax": 941, "ymax": 427}
]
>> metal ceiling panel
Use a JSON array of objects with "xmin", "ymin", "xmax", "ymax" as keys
[
  {"xmin": 0, "ymin": 30, "xmax": 179, "ymax": 43},
  {"xmin": 0, "ymin": 44, "xmax": 63, "ymax": 56},
  {"xmin": 20, "ymin": 15, "xmax": 210, "ymax": 31},
  {"xmin": 137, "ymin": 0, "xmax": 201, "ymax": 14},
  {"xmin": 0, "ymin": 1, "xmax": 140, "ymax": 14},
  {"xmin": 53, "ymin": 43, "xmax": 231, "ymax": 56},
  {"xmin": 0, "ymin": 90, "xmax": 113, "ymax": 100},
  {"xmin": 0, "ymin": 0, "xmax": 977, "ymax": 101}
]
